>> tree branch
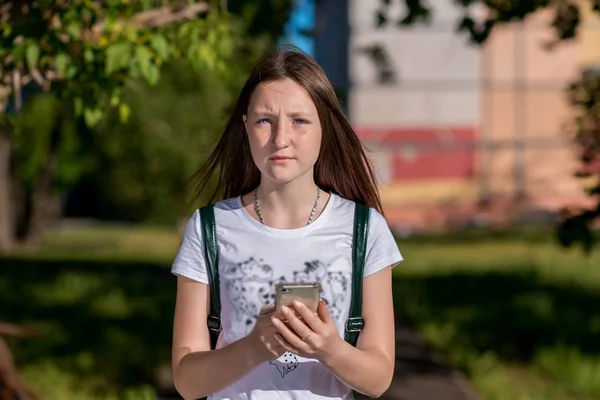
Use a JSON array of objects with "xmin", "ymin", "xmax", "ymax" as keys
[
  {"xmin": 91, "ymin": 1, "xmax": 211, "ymax": 36},
  {"xmin": 12, "ymin": 70, "xmax": 21, "ymax": 111}
]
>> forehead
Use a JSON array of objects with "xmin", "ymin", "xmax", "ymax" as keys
[{"xmin": 248, "ymin": 78, "xmax": 317, "ymax": 112}]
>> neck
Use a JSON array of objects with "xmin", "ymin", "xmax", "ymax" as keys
[
  {"xmin": 257, "ymin": 173, "xmax": 319, "ymax": 213},
  {"xmin": 251, "ymin": 171, "xmax": 328, "ymax": 229}
]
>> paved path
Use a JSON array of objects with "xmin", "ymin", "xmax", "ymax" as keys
[{"xmin": 358, "ymin": 317, "xmax": 483, "ymax": 400}]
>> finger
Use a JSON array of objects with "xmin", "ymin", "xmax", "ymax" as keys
[
  {"xmin": 280, "ymin": 305, "xmax": 313, "ymax": 339},
  {"xmin": 273, "ymin": 333, "xmax": 301, "ymax": 355},
  {"xmin": 316, "ymin": 300, "xmax": 334, "ymax": 325},
  {"xmin": 271, "ymin": 316, "xmax": 310, "ymax": 351},
  {"xmin": 261, "ymin": 311, "xmax": 286, "ymax": 327},
  {"xmin": 292, "ymin": 300, "xmax": 324, "ymax": 332},
  {"xmin": 272, "ymin": 310, "xmax": 286, "ymax": 321}
]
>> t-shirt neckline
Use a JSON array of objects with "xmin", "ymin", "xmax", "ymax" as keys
[{"xmin": 235, "ymin": 192, "xmax": 337, "ymax": 237}]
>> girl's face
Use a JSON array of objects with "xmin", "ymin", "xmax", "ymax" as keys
[{"xmin": 244, "ymin": 78, "xmax": 322, "ymax": 186}]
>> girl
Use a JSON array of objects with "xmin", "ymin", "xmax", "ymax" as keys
[{"xmin": 171, "ymin": 46, "xmax": 403, "ymax": 400}]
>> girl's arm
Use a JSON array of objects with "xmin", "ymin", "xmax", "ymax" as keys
[
  {"xmin": 171, "ymin": 276, "xmax": 283, "ymax": 400},
  {"xmin": 320, "ymin": 266, "xmax": 396, "ymax": 397}
]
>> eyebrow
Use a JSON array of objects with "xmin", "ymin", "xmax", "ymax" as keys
[
  {"xmin": 249, "ymin": 110, "xmax": 314, "ymax": 118},
  {"xmin": 288, "ymin": 111, "xmax": 311, "ymax": 118}
]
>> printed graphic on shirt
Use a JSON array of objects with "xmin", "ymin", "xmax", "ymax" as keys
[
  {"xmin": 269, "ymin": 353, "xmax": 300, "ymax": 378},
  {"xmin": 294, "ymin": 260, "xmax": 350, "ymax": 320},
  {"xmin": 221, "ymin": 257, "xmax": 351, "ymax": 378}
]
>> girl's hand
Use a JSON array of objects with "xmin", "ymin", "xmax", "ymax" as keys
[
  {"xmin": 246, "ymin": 305, "xmax": 287, "ymax": 364},
  {"xmin": 271, "ymin": 300, "xmax": 343, "ymax": 363}
]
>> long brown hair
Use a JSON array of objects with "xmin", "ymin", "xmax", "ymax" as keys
[{"xmin": 190, "ymin": 45, "xmax": 384, "ymax": 214}]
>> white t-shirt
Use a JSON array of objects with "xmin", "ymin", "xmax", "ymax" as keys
[{"xmin": 171, "ymin": 192, "xmax": 403, "ymax": 400}]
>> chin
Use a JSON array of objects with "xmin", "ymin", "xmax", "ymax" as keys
[
  {"xmin": 261, "ymin": 166, "xmax": 311, "ymax": 185},
  {"xmin": 264, "ymin": 173, "xmax": 302, "ymax": 185}
]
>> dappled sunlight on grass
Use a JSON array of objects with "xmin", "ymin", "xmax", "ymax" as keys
[
  {"xmin": 2, "ymin": 224, "xmax": 600, "ymax": 399},
  {"xmin": 12, "ymin": 224, "xmax": 182, "ymax": 263},
  {"xmin": 396, "ymin": 239, "xmax": 600, "ymax": 288},
  {"xmin": 392, "ymin": 231, "xmax": 600, "ymax": 400}
]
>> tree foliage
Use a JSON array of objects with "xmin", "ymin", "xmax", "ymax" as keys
[
  {"xmin": 557, "ymin": 71, "xmax": 600, "ymax": 253},
  {"xmin": 0, "ymin": 0, "xmax": 237, "ymax": 124},
  {"xmin": 377, "ymin": 0, "xmax": 599, "ymax": 45},
  {"xmin": 0, "ymin": 0, "xmax": 263, "ymax": 251},
  {"xmin": 64, "ymin": 60, "xmax": 235, "ymax": 225}
]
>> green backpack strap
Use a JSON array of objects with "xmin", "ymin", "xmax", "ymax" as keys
[
  {"xmin": 345, "ymin": 202, "xmax": 370, "ymax": 347},
  {"xmin": 199, "ymin": 205, "xmax": 221, "ymax": 350}
]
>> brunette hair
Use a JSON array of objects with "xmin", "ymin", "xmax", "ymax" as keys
[{"xmin": 190, "ymin": 45, "xmax": 384, "ymax": 214}]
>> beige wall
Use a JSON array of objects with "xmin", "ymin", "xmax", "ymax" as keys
[
  {"xmin": 480, "ymin": 8, "xmax": 593, "ymax": 203},
  {"xmin": 380, "ymin": 7, "xmax": 599, "ymax": 211},
  {"xmin": 321, "ymin": 2, "xmax": 600, "ymax": 214},
  {"xmin": 348, "ymin": 0, "xmax": 481, "ymax": 128}
]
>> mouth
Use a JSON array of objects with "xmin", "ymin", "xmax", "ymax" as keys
[{"xmin": 269, "ymin": 155, "xmax": 294, "ymax": 161}]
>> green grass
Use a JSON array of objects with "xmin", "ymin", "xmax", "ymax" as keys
[
  {"xmin": 2, "ymin": 224, "xmax": 600, "ymax": 400},
  {"xmin": 393, "ymin": 230, "xmax": 600, "ymax": 400},
  {"xmin": 3, "ymin": 226, "xmax": 178, "ymax": 400}
]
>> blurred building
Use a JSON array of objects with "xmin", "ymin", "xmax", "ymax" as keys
[{"xmin": 315, "ymin": 0, "xmax": 600, "ymax": 231}]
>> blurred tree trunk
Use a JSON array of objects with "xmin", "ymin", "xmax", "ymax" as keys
[
  {"xmin": 0, "ymin": 128, "xmax": 14, "ymax": 254},
  {"xmin": 19, "ymin": 115, "xmax": 64, "ymax": 245}
]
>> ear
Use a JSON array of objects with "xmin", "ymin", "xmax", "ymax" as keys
[{"xmin": 242, "ymin": 114, "xmax": 247, "ymax": 125}]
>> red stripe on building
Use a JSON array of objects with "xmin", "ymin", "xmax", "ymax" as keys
[{"xmin": 355, "ymin": 127, "xmax": 477, "ymax": 180}]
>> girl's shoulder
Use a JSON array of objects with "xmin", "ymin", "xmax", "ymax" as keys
[{"xmin": 213, "ymin": 196, "xmax": 242, "ymax": 212}]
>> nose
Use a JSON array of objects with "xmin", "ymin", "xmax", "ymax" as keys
[{"xmin": 273, "ymin": 121, "xmax": 290, "ymax": 149}]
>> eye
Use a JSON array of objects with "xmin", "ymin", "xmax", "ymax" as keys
[
  {"xmin": 294, "ymin": 119, "xmax": 308, "ymax": 125},
  {"xmin": 257, "ymin": 118, "xmax": 271, "ymax": 124}
]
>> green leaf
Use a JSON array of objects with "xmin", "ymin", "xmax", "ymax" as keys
[
  {"xmin": 74, "ymin": 98, "xmax": 83, "ymax": 117},
  {"xmin": 197, "ymin": 43, "xmax": 215, "ymax": 70},
  {"xmin": 83, "ymin": 107, "xmax": 104, "ymax": 127},
  {"xmin": 128, "ymin": 59, "xmax": 141, "ymax": 79},
  {"xmin": 106, "ymin": 42, "xmax": 132, "ymax": 74},
  {"xmin": 146, "ymin": 64, "xmax": 160, "ymax": 86},
  {"xmin": 135, "ymin": 45, "xmax": 152, "ymax": 81},
  {"xmin": 139, "ymin": 0, "xmax": 154, "ymax": 8},
  {"xmin": 65, "ymin": 22, "xmax": 82, "ymax": 39},
  {"xmin": 84, "ymin": 49, "xmax": 95, "ymax": 63},
  {"xmin": 25, "ymin": 42, "xmax": 40, "ymax": 70},
  {"xmin": 119, "ymin": 103, "xmax": 131, "ymax": 123},
  {"xmin": 55, "ymin": 53, "xmax": 69, "ymax": 74},
  {"xmin": 0, "ymin": 22, "xmax": 12, "ymax": 38},
  {"xmin": 12, "ymin": 42, "xmax": 25, "ymax": 64},
  {"xmin": 66, "ymin": 65, "xmax": 78, "ymax": 79},
  {"xmin": 110, "ymin": 92, "xmax": 120, "ymax": 107},
  {"xmin": 150, "ymin": 34, "xmax": 170, "ymax": 60},
  {"xmin": 178, "ymin": 23, "xmax": 193, "ymax": 38}
]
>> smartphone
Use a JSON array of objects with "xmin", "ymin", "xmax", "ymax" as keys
[{"xmin": 274, "ymin": 282, "xmax": 321, "ymax": 313}]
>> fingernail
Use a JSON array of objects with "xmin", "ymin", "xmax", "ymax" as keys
[
  {"xmin": 281, "ymin": 306, "xmax": 289, "ymax": 314},
  {"xmin": 293, "ymin": 300, "xmax": 303, "ymax": 308},
  {"xmin": 271, "ymin": 317, "xmax": 280, "ymax": 325}
]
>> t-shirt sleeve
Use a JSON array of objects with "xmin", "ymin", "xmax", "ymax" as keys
[
  {"xmin": 171, "ymin": 209, "xmax": 209, "ymax": 284},
  {"xmin": 363, "ymin": 207, "xmax": 403, "ymax": 278}
]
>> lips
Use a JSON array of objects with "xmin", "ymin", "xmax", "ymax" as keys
[{"xmin": 269, "ymin": 155, "xmax": 293, "ymax": 161}]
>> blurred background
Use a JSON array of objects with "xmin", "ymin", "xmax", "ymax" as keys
[{"xmin": 1, "ymin": 1, "xmax": 599, "ymax": 400}]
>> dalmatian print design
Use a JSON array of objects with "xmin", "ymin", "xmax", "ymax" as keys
[
  {"xmin": 221, "ymin": 257, "xmax": 351, "ymax": 378},
  {"xmin": 221, "ymin": 257, "xmax": 286, "ymax": 327},
  {"xmin": 269, "ymin": 353, "xmax": 299, "ymax": 378}
]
